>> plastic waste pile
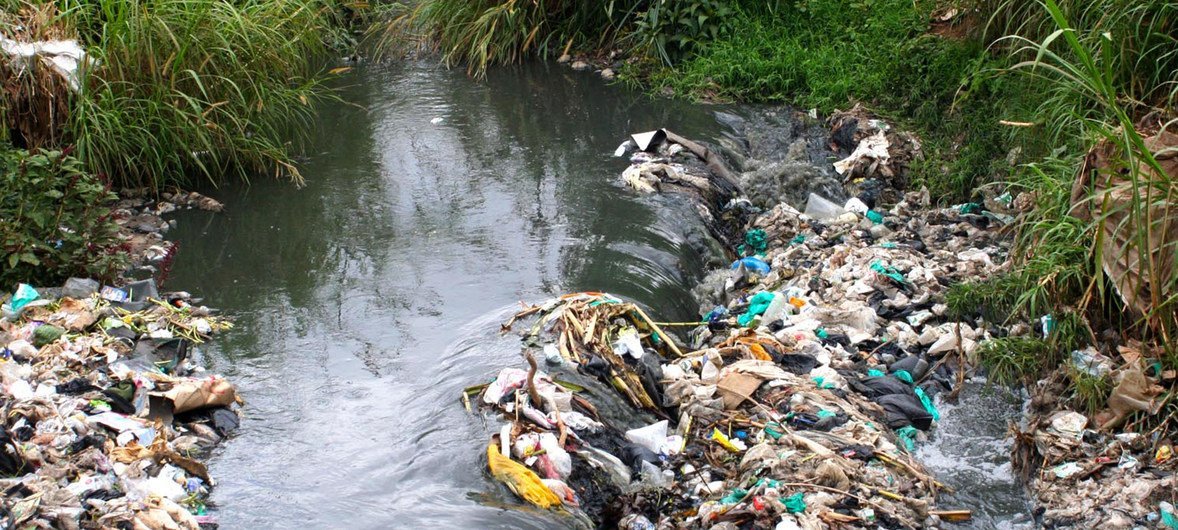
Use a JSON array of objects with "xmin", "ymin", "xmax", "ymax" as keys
[
  {"xmin": 461, "ymin": 116, "xmax": 1027, "ymax": 527},
  {"xmin": 1012, "ymin": 349, "xmax": 1176, "ymax": 527},
  {"xmin": 475, "ymin": 292, "xmax": 956, "ymax": 527},
  {"xmin": 0, "ymin": 280, "xmax": 237, "ymax": 529},
  {"xmin": 468, "ymin": 208, "xmax": 1001, "ymax": 526}
]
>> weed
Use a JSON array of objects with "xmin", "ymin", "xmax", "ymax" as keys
[
  {"xmin": 389, "ymin": 0, "xmax": 636, "ymax": 77},
  {"xmin": 975, "ymin": 336, "xmax": 1055, "ymax": 386},
  {"xmin": 1068, "ymin": 370, "xmax": 1112, "ymax": 416},
  {"xmin": 1, "ymin": 0, "xmax": 353, "ymax": 190}
]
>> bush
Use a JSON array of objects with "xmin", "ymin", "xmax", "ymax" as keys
[
  {"xmin": 630, "ymin": 0, "xmax": 735, "ymax": 66},
  {"xmin": 633, "ymin": 0, "xmax": 1035, "ymax": 202},
  {"xmin": 0, "ymin": 147, "xmax": 128, "ymax": 288}
]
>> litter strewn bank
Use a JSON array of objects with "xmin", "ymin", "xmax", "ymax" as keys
[
  {"xmin": 1, "ymin": 191, "xmax": 235, "ymax": 529},
  {"xmin": 464, "ymin": 112, "xmax": 1019, "ymax": 528},
  {"xmin": 1, "ymin": 281, "xmax": 237, "ymax": 529}
]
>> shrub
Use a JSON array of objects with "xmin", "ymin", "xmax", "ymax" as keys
[{"xmin": 0, "ymin": 147, "xmax": 128, "ymax": 288}]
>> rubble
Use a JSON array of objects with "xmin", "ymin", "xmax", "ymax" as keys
[
  {"xmin": 463, "ymin": 118, "xmax": 1025, "ymax": 527},
  {"xmin": 1, "ymin": 281, "xmax": 237, "ymax": 529}
]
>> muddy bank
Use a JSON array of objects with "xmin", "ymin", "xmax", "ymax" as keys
[{"xmin": 467, "ymin": 107, "xmax": 1029, "ymax": 528}]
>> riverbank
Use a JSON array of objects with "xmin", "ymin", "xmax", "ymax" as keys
[
  {"xmin": 393, "ymin": 1, "xmax": 1177, "ymax": 427},
  {"xmin": 0, "ymin": 188, "xmax": 240, "ymax": 529}
]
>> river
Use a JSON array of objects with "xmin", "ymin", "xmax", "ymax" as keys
[{"xmin": 167, "ymin": 61, "xmax": 1030, "ymax": 528}]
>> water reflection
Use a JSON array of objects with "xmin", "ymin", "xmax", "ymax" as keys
[{"xmin": 167, "ymin": 61, "xmax": 724, "ymax": 528}]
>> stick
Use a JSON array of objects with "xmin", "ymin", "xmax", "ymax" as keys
[
  {"xmin": 631, "ymin": 305, "xmax": 684, "ymax": 358},
  {"xmin": 525, "ymin": 351, "xmax": 543, "ymax": 406},
  {"xmin": 929, "ymin": 509, "xmax": 972, "ymax": 521}
]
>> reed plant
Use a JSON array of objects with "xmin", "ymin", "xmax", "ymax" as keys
[
  {"xmin": 386, "ymin": 0, "xmax": 635, "ymax": 77},
  {"xmin": 1000, "ymin": 0, "xmax": 1177, "ymax": 344},
  {"xmin": 1, "ymin": 0, "xmax": 352, "ymax": 189}
]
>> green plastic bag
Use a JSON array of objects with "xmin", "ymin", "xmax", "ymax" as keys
[
  {"xmin": 914, "ymin": 387, "xmax": 940, "ymax": 421},
  {"xmin": 896, "ymin": 425, "xmax": 918, "ymax": 451},
  {"xmin": 784, "ymin": 492, "xmax": 806, "ymax": 514},
  {"xmin": 740, "ymin": 229, "xmax": 768, "ymax": 256},
  {"xmin": 32, "ymin": 324, "xmax": 64, "ymax": 347},
  {"xmin": 737, "ymin": 292, "xmax": 777, "ymax": 327}
]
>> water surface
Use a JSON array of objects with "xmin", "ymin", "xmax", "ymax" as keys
[
  {"xmin": 167, "ymin": 60, "xmax": 1029, "ymax": 529},
  {"xmin": 168, "ymin": 61, "xmax": 723, "ymax": 528}
]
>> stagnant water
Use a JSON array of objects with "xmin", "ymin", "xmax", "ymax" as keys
[{"xmin": 167, "ymin": 61, "xmax": 1029, "ymax": 528}]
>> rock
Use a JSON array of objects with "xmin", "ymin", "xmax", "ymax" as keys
[
  {"xmin": 600, "ymin": 68, "xmax": 615, "ymax": 80},
  {"xmin": 570, "ymin": 60, "xmax": 589, "ymax": 71},
  {"xmin": 557, "ymin": 53, "xmax": 571, "ymax": 63},
  {"xmin": 61, "ymin": 278, "xmax": 100, "ymax": 299}
]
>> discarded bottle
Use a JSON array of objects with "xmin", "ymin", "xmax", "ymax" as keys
[
  {"xmin": 803, "ymin": 193, "xmax": 846, "ymax": 221},
  {"xmin": 760, "ymin": 292, "xmax": 790, "ymax": 323}
]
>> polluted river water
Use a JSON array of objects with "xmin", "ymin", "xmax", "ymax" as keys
[{"xmin": 166, "ymin": 61, "xmax": 1030, "ymax": 528}]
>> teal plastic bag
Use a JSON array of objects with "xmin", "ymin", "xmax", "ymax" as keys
[
  {"xmin": 740, "ymin": 229, "xmax": 768, "ymax": 256},
  {"xmin": 784, "ymin": 492, "xmax": 806, "ymax": 514},
  {"xmin": 719, "ymin": 488, "xmax": 749, "ymax": 504},
  {"xmin": 1160, "ymin": 502, "xmax": 1177, "ymax": 529},
  {"xmin": 914, "ymin": 387, "xmax": 940, "ymax": 421},
  {"xmin": 11, "ymin": 283, "xmax": 38, "ymax": 312},
  {"xmin": 893, "ymin": 370, "xmax": 913, "ymax": 384},
  {"xmin": 896, "ymin": 425, "xmax": 918, "ymax": 451},
  {"xmin": 869, "ymin": 261, "xmax": 906, "ymax": 284},
  {"xmin": 737, "ymin": 292, "xmax": 777, "ymax": 327}
]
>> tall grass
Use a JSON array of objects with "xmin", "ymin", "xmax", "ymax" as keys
[
  {"xmin": 387, "ymin": 0, "xmax": 635, "ymax": 76},
  {"xmin": 1, "ymin": 0, "xmax": 352, "ymax": 189},
  {"xmin": 1001, "ymin": 0, "xmax": 1178, "ymax": 343},
  {"xmin": 982, "ymin": 0, "xmax": 1177, "ymax": 114},
  {"xmin": 632, "ymin": 0, "xmax": 1039, "ymax": 201},
  {"xmin": 960, "ymin": 0, "xmax": 1177, "ymax": 406}
]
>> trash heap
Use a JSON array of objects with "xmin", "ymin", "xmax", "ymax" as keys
[
  {"xmin": 1013, "ymin": 353, "xmax": 1177, "ymax": 527},
  {"xmin": 1005, "ymin": 127, "xmax": 1178, "ymax": 528},
  {"xmin": 1, "ymin": 279, "xmax": 238, "ymax": 530},
  {"xmin": 466, "ymin": 174, "xmax": 1018, "ymax": 527}
]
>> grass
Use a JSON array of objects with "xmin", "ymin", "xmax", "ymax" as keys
[
  {"xmin": 1, "ymin": 0, "xmax": 357, "ymax": 190},
  {"xmin": 628, "ymin": 0, "xmax": 1040, "ymax": 202},
  {"xmin": 974, "ymin": 337, "xmax": 1055, "ymax": 386},
  {"xmin": 383, "ymin": 0, "xmax": 636, "ymax": 77},
  {"xmin": 954, "ymin": 0, "xmax": 1178, "ymax": 413}
]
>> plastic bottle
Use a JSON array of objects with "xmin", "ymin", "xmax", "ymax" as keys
[
  {"xmin": 759, "ymin": 293, "xmax": 789, "ymax": 325},
  {"xmin": 804, "ymin": 193, "xmax": 846, "ymax": 221}
]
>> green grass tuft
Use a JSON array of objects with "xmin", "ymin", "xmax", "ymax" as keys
[{"xmin": 1, "ymin": 0, "xmax": 356, "ymax": 190}]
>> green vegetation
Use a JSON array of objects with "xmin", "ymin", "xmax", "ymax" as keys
[
  {"xmin": 974, "ymin": 337, "xmax": 1054, "ymax": 386},
  {"xmin": 1, "ymin": 0, "xmax": 359, "ymax": 190},
  {"xmin": 385, "ymin": 0, "xmax": 633, "ymax": 76},
  {"xmin": 395, "ymin": 0, "xmax": 1176, "ymax": 411},
  {"xmin": 0, "ymin": 148, "xmax": 127, "ymax": 287},
  {"xmin": 634, "ymin": 0, "xmax": 1037, "ymax": 200},
  {"xmin": 0, "ymin": 0, "xmax": 374, "ymax": 286}
]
